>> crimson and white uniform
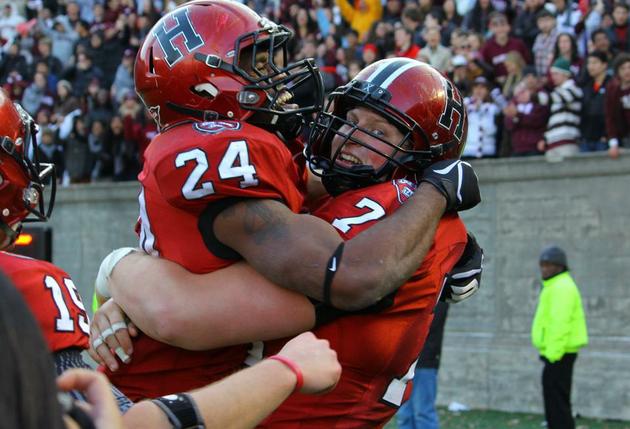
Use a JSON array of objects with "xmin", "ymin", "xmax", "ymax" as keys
[
  {"xmin": 259, "ymin": 179, "xmax": 468, "ymax": 428},
  {"xmin": 107, "ymin": 120, "xmax": 306, "ymax": 401},
  {"xmin": 0, "ymin": 251, "xmax": 90, "ymax": 352}
]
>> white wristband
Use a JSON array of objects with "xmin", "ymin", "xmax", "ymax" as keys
[
  {"xmin": 609, "ymin": 138, "xmax": 619, "ymax": 148},
  {"xmin": 94, "ymin": 247, "xmax": 137, "ymax": 299}
]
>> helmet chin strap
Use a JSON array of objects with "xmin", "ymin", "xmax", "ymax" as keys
[{"xmin": 248, "ymin": 110, "xmax": 304, "ymax": 142}]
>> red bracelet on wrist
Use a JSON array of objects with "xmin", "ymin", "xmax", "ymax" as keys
[{"xmin": 268, "ymin": 355, "xmax": 304, "ymax": 393}]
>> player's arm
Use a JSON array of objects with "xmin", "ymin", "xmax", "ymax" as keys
[
  {"xmin": 214, "ymin": 158, "xmax": 479, "ymax": 312},
  {"xmin": 106, "ymin": 255, "xmax": 315, "ymax": 350}
]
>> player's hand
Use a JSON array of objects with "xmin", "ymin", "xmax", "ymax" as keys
[
  {"xmin": 441, "ymin": 233, "xmax": 484, "ymax": 303},
  {"xmin": 277, "ymin": 332, "xmax": 341, "ymax": 395},
  {"xmin": 88, "ymin": 298, "xmax": 137, "ymax": 372},
  {"xmin": 57, "ymin": 369, "xmax": 123, "ymax": 429},
  {"xmin": 421, "ymin": 159, "xmax": 481, "ymax": 211}
]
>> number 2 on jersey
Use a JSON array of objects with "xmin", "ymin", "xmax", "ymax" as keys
[
  {"xmin": 176, "ymin": 140, "xmax": 258, "ymax": 200},
  {"xmin": 332, "ymin": 198, "xmax": 386, "ymax": 233},
  {"xmin": 44, "ymin": 276, "xmax": 90, "ymax": 335}
]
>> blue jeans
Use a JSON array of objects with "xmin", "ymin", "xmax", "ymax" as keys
[
  {"xmin": 396, "ymin": 368, "xmax": 439, "ymax": 429},
  {"xmin": 580, "ymin": 140, "xmax": 608, "ymax": 152}
]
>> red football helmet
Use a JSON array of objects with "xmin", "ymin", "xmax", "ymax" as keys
[
  {"xmin": 306, "ymin": 58, "xmax": 468, "ymax": 195},
  {"xmin": 0, "ymin": 89, "xmax": 56, "ymax": 249},
  {"xmin": 135, "ymin": 0, "xmax": 324, "ymax": 137}
]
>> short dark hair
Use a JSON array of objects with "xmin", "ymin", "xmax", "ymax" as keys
[
  {"xmin": 591, "ymin": 28, "xmax": 609, "ymax": 43},
  {"xmin": 613, "ymin": 52, "xmax": 630, "ymax": 75},
  {"xmin": 613, "ymin": 1, "xmax": 629, "ymax": 11},
  {"xmin": 587, "ymin": 50, "xmax": 609, "ymax": 63}
]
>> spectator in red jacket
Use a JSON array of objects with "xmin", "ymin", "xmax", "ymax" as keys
[
  {"xmin": 394, "ymin": 26, "xmax": 421, "ymax": 58},
  {"xmin": 504, "ymin": 80, "xmax": 549, "ymax": 156},
  {"xmin": 480, "ymin": 12, "xmax": 532, "ymax": 84},
  {"xmin": 604, "ymin": 52, "xmax": 630, "ymax": 158}
]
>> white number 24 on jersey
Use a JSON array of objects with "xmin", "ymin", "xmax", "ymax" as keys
[{"xmin": 176, "ymin": 140, "xmax": 259, "ymax": 200}]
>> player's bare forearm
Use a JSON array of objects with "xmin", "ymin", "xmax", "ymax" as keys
[
  {"xmin": 214, "ymin": 189, "xmax": 446, "ymax": 310},
  {"xmin": 109, "ymin": 255, "xmax": 315, "ymax": 350},
  {"xmin": 332, "ymin": 183, "xmax": 446, "ymax": 309}
]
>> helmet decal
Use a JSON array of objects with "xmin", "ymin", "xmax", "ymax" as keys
[
  {"xmin": 154, "ymin": 8, "xmax": 204, "ymax": 67},
  {"xmin": 437, "ymin": 77, "xmax": 465, "ymax": 142}
]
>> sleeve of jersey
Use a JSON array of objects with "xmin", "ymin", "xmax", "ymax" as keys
[
  {"xmin": 417, "ymin": 214, "xmax": 468, "ymax": 282},
  {"xmin": 153, "ymin": 131, "xmax": 305, "ymax": 211}
]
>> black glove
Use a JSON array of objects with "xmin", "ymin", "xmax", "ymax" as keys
[
  {"xmin": 421, "ymin": 159, "xmax": 481, "ymax": 211},
  {"xmin": 440, "ymin": 233, "xmax": 483, "ymax": 303}
]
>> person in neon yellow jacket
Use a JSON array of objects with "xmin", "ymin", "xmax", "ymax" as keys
[
  {"xmin": 531, "ymin": 245, "xmax": 588, "ymax": 429},
  {"xmin": 334, "ymin": 0, "xmax": 382, "ymax": 42}
]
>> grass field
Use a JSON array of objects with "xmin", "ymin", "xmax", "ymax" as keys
[{"xmin": 383, "ymin": 408, "xmax": 630, "ymax": 429}]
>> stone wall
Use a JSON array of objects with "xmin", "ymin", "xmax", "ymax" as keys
[{"xmin": 48, "ymin": 153, "xmax": 630, "ymax": 420}]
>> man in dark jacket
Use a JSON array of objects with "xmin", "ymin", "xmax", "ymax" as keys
[{"xmin": 580, "ymin": 51, "xmax": 611, "ymax": 152}]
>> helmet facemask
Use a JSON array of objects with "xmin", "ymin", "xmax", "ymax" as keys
[
  {"xmin": 307, "ymin": 81, "xmax": 437, "ymax": 196},
  {"xmin": 0, "ymin": 104, "xmax": 56, "ymax": 242},
  {"xmin": 231, "ymin": 23, "xmax": 325, "ymax": 138}
]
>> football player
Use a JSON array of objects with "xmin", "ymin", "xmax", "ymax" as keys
[
  {"xmin": 92, "ymin": 59, "xmax": 483, "ymax": 429},
  {"xmin": 93, "ymin": 0, "xmax": 481, "ymax": 401},
  {"xmin": 0, "ymin": 88, "xmax": 133, "ymax": 411}
]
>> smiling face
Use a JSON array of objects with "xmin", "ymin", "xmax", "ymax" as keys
[{"xmin": 330, "ymin": 106, "xmax": 405, "ymax": 171}]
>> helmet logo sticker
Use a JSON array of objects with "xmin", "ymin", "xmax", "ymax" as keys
[
  {"xmin": 437, "ymin": 77, "xmax": 465, "ymax": 141},
  {"xmin": 154, "ymin": 8, "xmax": 204, "ymax": 67},
  {"xmin": 193, "ymin": 121, "xmax": 242, "ymax": 135}
]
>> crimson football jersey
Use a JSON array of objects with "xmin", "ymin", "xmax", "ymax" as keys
[
  {"xmin": 259, "ymin": 179, "xmax": 468, "ymax": 429},
  {"xmin": 107, "ymin": 120, "xmax": 306, "ymax": 401},
  {"xmin": 0, "ymin": 251, "xmax": 90, "ymax": 353}
]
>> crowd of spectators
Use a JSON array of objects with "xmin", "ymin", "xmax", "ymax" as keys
[{"xmin": 1, "ymin": 0, "xmax": 627, "ymax": 185}]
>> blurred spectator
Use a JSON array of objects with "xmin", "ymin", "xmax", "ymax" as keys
[
  {"xmin": 37, "ymin": 126, "xmax": 66, "ymax": 182},
  {"xmin": 552, "ymin": 33, "xmax": 583, "ymax": 82},
  {"xmin": 290, "ymin": 7, "xmax": 319, "ymax": 55},
  {"xmin": 110, "ymin": 114, "xmax": 140, "ymax": 181},
  {"xmin": 31, "ymin": 37, "xmax": 63, "ymax": 80},
  {"xmin": 0, "ymin": 41, "xmax": 29, "ymax": 82},
  {"xmin": 502, "ymin": 51, "xmax": 526, "ymax": 99},
  {"xmin": 513, "ymin": 0, "xmax": 546, "ymax": 49},
  {"xmin": 504, "ymin": 80, "xmax": 549, "ymax": 156},
  {"xmin": 362, "ymin": 42, "xmax": 379, "ymax": 65},
  {"xmin": 401, "ymin": 6, "xmax": 423, "ymax": 45},
  {"xmin": 422, "ymin": 27, "xmax": 452, "ymax": 72},
  {"xmin": 63, "ymin": 115, "xmax": 92, "ymax": 184},
  {"xmin": 394, "ymin": 27, "xmax": 421, "ymax": 58},
  {"xmin": 533, "ymin": 8, "xmax": 558, "ymax": 77},
  {"xmin": 53, "ymin": 79, "xmax": 81, "ymax": 118},
  {"xmin": 552, "ymin": 0, "xmax": 582, "ymax": 36},
  {"xmin": 88, "ymin": 119, "xmax": 114, "ymax": 180},
  {"xmin": 38, "ymin": 16, "xmax": 79, "ymax": 66},
  {"xmin": 580, "ymin": 50, "xmax": 611, "ymax": 153},
  {"xmin": 21, "ymin": 71, "xmax": 54, "ymax": 115},
  {"xmin": 480, "ymin": 12, "xmax": 532, "ymax": 84},
  {"xmin": 382, "ymin": 0, "xmax": 403, "ymax": 25},
  {"xmin": 538, "ymin": 57, "xmax": 583, "ymax": 161},
  {"xmin": 62, "ymin": 52, "xmax": 104, "ymax": 97},
  {"xmin": 463, "ymin": 76, "xmax": 500, "ymax": 158},
  {"xmin": 462, "ymin": 0, "xmax": 495, "ymax": 34},
  {"xmin": 0, "ymin": 4, "xmax": 25, "ymax": 42},
  {"xmin": 604, "ymin": 52, "xmax": 630, "ymax": 158},
  {"xmin": 441, "ymin": 0, "xmax": 463, "ymax": 46},
  {"xmin": 591, "ymin": 29, "xmax": 614, "ymax": 63},
  {"xmin": 335, "ymin": 0, "xmax": 383, "ymax": 42},
  {"xmin": 607, "ymin": 2, "xmax": 630, "ymax": 53},
  {"xmin": 112, "ymin": 48, "xmax": 135, "ymax": 104},
  {"xmin": 367, "ymin": 21, "xmax": 395, "ymax": 56},
  {"xmin": 449, "ymin": 54, "xmax": 473, "ymax": 94},
  {"xmin": 88, "ymin": 87, "xmax": 114, "ymax": 125}
]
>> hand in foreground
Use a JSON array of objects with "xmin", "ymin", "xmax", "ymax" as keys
[
  {"xmin": 276, "ymin": 332, "xmax": 341, "ymax": 394},
  {"xmin": 88, "ymin": 298, "xmax": 138, "ymax": 372},
  {"xmin": 57, "ymin": 369, "xmax": 123, "ymax": 429},
  {"xmin": 421, "ymin": 159, "xmax": 481, "ymax": 211}
]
